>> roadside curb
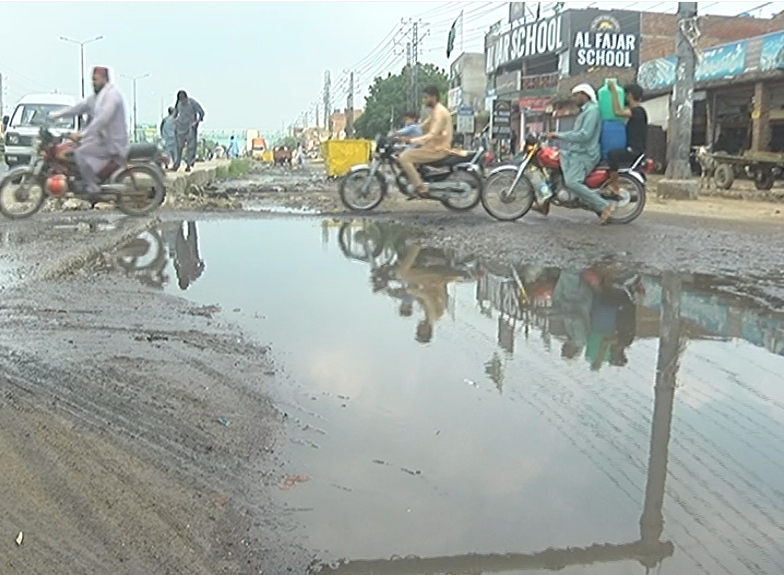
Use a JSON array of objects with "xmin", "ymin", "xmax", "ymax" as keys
[{"xmin": 32, "ymin": 216, "xmax": 160, "ymax": 282}]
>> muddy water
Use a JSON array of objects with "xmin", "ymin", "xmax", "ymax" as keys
[{"xmin": 109, "ymin": 219, "xmax": 784, "ymax": 575}]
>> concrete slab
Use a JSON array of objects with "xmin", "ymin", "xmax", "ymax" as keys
[
  {"xmin": 657, "ymin": 178, "xmax": 699, "ymax": 200},
  {"xmin": 165, "ymin": 160, "xmax": 230, "ymax": 197}
]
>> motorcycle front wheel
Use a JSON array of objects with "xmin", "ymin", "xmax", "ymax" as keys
[
  {"xmin": 0, "ymin": 166, "xmax": 47, "ymax": 220},
  {"xmin": 440, "ymin": 169, "xmax": 482, "ymax": 211},
  {"xmin": 338, "ymin": 168, "xmax": 387, "ymax": 212},
  {"xmin": 480, "ymin": 170, "xmax": 534, "ymax": 221},
  {"xmin": 114, "ymin": 164, "xmax": 166, "ymax": 217}
]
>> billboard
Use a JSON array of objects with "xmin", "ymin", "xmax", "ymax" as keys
[{"xmin": 567, "ymin": 9, "xmax": 641, "ymax": 75}]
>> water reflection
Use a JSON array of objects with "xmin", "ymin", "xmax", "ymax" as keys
[
  {"xmin": 106, "ymin": 219, "xmax": 784, "ymax": 574},
  {"xmin": 102, "ymin": 221, "xmax": 205, "ymax": 290}
]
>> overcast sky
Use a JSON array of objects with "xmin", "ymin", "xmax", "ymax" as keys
[{"xmin": 0, "ymin": 1, "xmax": 779, "ymax": 135}]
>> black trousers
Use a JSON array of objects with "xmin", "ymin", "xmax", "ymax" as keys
[{"xmin": 607, "ymin": 148, "xmax": 641, "ymax": 171}]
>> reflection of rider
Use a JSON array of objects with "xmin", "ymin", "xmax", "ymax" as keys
[
  {"xmin": 583, "ymin": 269, "xmax": 636, "ymax": 370},
  {"xmin": 173, "ymin": 221, "xmax": 205, "ymax": 290},
  {"xmin": 396, "ymin": 244, "xmax": 465, "ymax": 344},
  {"xmin": 49, "ymin": 66, "xmax": 129, "ymax": 195},
  {"xmin": 551, "ymin": 270, "xmax": 594, "ymax": 359}
]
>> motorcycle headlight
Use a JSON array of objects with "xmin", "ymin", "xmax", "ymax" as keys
[{"xmin": 7, "ymin": 133, "xmax": 19, "ymax": 145}]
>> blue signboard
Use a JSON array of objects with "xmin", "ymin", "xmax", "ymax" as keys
[
  {"xmin": 760, "ymin": 31, "xmax": 784, "ymax": 71},
  {"xmin": 696, "ymin": 41, "xmax": 747, "ymax": 82},
  {"xmin": 637, "ymin": 39, "xmax": 752, "ymax": 91}
]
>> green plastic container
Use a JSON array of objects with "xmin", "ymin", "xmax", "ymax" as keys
[{"xmin": 598, "ymin": 79, "xmax": 625, "ymax": 122}]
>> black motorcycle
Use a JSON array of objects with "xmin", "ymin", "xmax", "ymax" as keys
[{"xmin": 338, "ymin": 134, "xmax": 485, "ymax": 212}]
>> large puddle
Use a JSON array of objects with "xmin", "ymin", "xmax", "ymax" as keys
[{"xmin": 108, "ymin": 218, "xmax": 784, "ymax": 575}]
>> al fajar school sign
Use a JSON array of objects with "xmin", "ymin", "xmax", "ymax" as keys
[
  {"xmin": 485, "ymin": 14, "xmax": 565, "ymax": 74},
  {"xmin": 568, "ymin": 9, "xmax": 641, "ymax": 74}
]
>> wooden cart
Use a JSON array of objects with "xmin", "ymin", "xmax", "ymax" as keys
[{"xmin": 711, "ymin": 151, "xmax": 784, "ymax": 191}]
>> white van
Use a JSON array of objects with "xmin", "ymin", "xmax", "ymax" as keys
[{"xmin": 4, "ymin": 93, "xmax": 80, "ymax": 167}]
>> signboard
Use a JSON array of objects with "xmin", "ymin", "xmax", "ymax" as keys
[
  {"xmin": 495, "ymin": 70, "xmax": 521, "ymax": 94},
  {"xmin": 518, "ymin": 96, "xmax": 551, "ymax": 113},
  {"xmin": 568, "ymin": 9, "xmax": 641, "ymax": 75},
  {"xmin": 760, "ymin": 31, "xmax": 784, "ymax": 71},
  {"xmin": 447, "ymin": 87, "xmax": 462, "ymax": 113},
  {"xmin": 492, "ymin": 99, "xmax": 512, "ymax": 138},
  {"xmin": 521, "ymin": 72, "xmax": 559, "ymax": 93},
  {"xmin": 509, "ymin": 2, "xmax": 525, "ymax": 23},
  {"xmin": 457, "ymin": 106, "xmax": 475, "ymax": 134},
  {"xmin": 486, "ymin": 14, "xmax": 565, "ymax": 74},
  {"xmin": 638, "ymin": 40, "xmax": 750, "ymax": 91}
]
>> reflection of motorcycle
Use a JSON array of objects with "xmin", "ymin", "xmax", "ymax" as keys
[
  {"xmin": 338, "ymin": 134, "xmax": 485, "ymax": 212},
  {"xmin": 110, "ymin": 228, "xmax": 168, "ymax": 289},
  {"xmin": 0, "ymin": 123, "xmax": 166, "ymax": 219},
  {"xmin": 481, "ymin": 133, "xmax": 654, "ymax": 223}
]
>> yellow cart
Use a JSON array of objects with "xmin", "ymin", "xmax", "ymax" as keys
[{"xmin": 321, "ymin": 139, "xmax": 372, "ymax": 178}]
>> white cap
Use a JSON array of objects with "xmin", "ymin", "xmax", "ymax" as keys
[{"xmin": 572, "ymin": 83, "xmax": 597, "ymax": 102}]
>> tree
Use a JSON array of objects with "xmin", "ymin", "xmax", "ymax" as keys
[{"xmin": 353, "ymin": 63, "xmax": 449, "ymax": 139}]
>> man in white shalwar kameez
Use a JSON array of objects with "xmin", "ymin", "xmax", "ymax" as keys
[{"xmin": 50, "ymin": 66, "xmax": 129, "ymax": 194}]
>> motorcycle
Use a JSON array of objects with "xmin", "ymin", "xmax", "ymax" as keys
[
  {"xmin": 0, "ymin": 123, "xmax": 167, "ymax": 219},
  {"xmin": 338, "ymin": 134, "xmax": 486, "ymax": 213},
  {"xmin": 480, "ymin": 133, "xmax": 654, "ymax": 224}
]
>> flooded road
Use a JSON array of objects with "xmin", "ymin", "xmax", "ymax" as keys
[{"xmin": 108, "ymin": 218, "xmax": 784, "ymax": 575}]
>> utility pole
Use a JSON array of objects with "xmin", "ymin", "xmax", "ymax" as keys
[
  {"xmin": 323, "ymin": 70, "xmax": 332, "ymax": 137},
  {"xmin": 0, "ymin": 74, "xmax": 4, "ymax": 120},
  {"xmin": 661, "ymin": 2, "xmax": 699, "ymax": 198},
  {"xmin": 121, "ymin": 72, "xmax": 150, "ymax": 143},
  {"xmin": 59, "ymin": 35, "xmax": 104, "ymax": 99},
  {"xmin": 405, "ymin": 39, "xmax": 413, "ymax": 110},
  {"xmin": 345, "ymin": 70, "xmax": 355, "ymax": 138},
  {"xmin": 412, "ymin": 20, "xmax": 420, "ymax": 109}
]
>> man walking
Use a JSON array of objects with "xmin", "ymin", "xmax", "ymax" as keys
[
  {"xmin": 160, "ymin": 107, "xmax": 176, "ymax": 169},
  {"xmin": 172, "ymin": 90, "xmax": 205, "ymax": 172}
]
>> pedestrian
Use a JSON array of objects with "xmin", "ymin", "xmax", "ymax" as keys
[
  {"xmin": 160, "ymin": 106, "xmax": 176, "ymax": 169},
  {"xmin": 227, "ymin": 135, "xmax": 240, "ymax": 159},
  {"xmin": 172, "ymin": 89, "xmax": 205, "ymax": 172}
]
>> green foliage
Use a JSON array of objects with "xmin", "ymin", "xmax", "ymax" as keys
[
  {"xmin": 275, "ymin": 136, "xmax": 302, "ymax": 149},
  {"xmin": 216, "ymin": 158, "xmax": 251, "ymax": 180},
  {"xmin": 227, "ymin": 158, "xmax": 251, "ymax": 178},
  {"xmin": 353, "ymin": 63, "xmax": 449, "ymax": 139}
]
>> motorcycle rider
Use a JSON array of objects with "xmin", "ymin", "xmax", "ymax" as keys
[
  {"xmin": 398, "ymin": 85, "xmax": 453, "ymax": 198},
  {"xmin": 546, "ymin": 84, "xmax": 613, "ymax": 225},
  {"xmin": 49, "ymin": 66, "xmax": 129, "ymax": 196},
  {"xmin": 390, "ymin": 111, "xmax": 422, "ymax": 150}
]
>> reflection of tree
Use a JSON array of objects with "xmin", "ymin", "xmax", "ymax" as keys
[
  {"xmin": 173, "ymin": 221, "xmax": 205, "ymax": 291},
  {"xmin": 484, "ymin": 352, "xmax": 504, "ymax": 393}
]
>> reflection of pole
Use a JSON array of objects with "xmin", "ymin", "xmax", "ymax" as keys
[{"xmin": 640, "ymin": 272, "xmax": 683, "ymax": 560}]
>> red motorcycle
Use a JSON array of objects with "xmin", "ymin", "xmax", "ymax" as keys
[
  {"xmin": 0, "ymin": 124, "xmax": 167, "ymax": 219},
  {"xmin": 480, "ymin": 133, "xmax": 654, "ymax": 224}
]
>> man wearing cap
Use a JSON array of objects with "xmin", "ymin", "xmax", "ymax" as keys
[
  {"xmin": 546, "ymin": 83, "xmax": 613, "ymax": 225},
  {"xmin": 50, "ymin": 66, "xmax": 129, "ymax": 196}
]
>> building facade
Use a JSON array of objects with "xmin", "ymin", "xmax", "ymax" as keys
[
  {"xmin": 447, "ymin": 52, "xmax": 486, "ymax": 142},
  {"xmin": 484, "ymin": 7, "xmax": 784, "ymax": 154}
]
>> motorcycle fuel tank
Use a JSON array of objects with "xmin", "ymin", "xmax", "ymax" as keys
[{"xmin": 536, "ymin": 146, "xmax": 561, "ymax": 169}]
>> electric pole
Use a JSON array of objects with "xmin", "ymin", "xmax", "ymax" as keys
[
  {"xmin": 346, "ymin": 70, "xmax": 355, "ymax": 138},
  {"xmin": 323, "ymin": 70, "xmax": 332, "ymax": 137},
  {"xmin": 59, "ymin": 35, "xmax": 104, "ymax": 99},
  {"xmin": 663, "ymin": 2, "xmax": 698, "ymax": 197},
  {"xmin": 412, "ymin": 20, "xmax": 420, "ymax": 109},
  {"xmin": 0, "ymin": 74, "xmax": 4, "ymax": 120},
  {"xmin": 121, "ymin": 72, "xmax": 150, "ymax": 143}
]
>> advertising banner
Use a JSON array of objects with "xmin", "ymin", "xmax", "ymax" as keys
[{"xmin": 492, "ymin": 99, "xmax": 512, "ymax": 138}]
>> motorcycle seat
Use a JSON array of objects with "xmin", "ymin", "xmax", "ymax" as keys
[
  {"xmin": 127, "ymin": 143, "xmax": 158, "ymax": 160},
  {"xmin": 425, "ymin": 153, "xmax": 472, "ymax": 168}
]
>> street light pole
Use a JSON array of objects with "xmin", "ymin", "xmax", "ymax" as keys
[
  {"xmin": 121, "ymin": 73, "xmax": 150, "ymax": 143},
  {"xmin": 59, "ymin": 35, "xmax": 104, "ymax": 98}
]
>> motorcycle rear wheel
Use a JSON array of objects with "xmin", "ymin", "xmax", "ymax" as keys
[
  {"xmin": 605, "ymin": 174, "xmax": 646, "ymax": 225},
  {"xmin": 114, "ymin": 164, "xmax": 166, "ymax": 217},
  {"xmin": 0, "ymin": 166, "xmax": 47, "ymax": 220},
  {"xmin": 440, "ymin": 169, "xmax": 483, "ymax": 211}
]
